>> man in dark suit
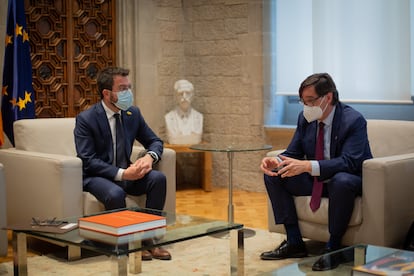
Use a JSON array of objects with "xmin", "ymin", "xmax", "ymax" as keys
[
  {"xmin": 74, "ymin": 66, "xmax": 171, "ymax": 261},
  {"xmin": 260, "ymin": 73, "xmax": 372, "ymax": 270}
]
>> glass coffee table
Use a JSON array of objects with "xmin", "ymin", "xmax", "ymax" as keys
[
  {"xmin": 262, "ymin": 244, "xmax": 402, "ymax": 275},
  {"xmin": 11, "ymin": 207, "xmax": 244, "ymax": 276}
]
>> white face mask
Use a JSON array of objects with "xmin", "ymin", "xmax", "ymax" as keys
[
  {"xmin": 303, "ymin": 96, "xmax": 327, "ymax": 123},
  {"xmin": 113, "ymin": 89, "xmax": 134, "ymax": 111}
]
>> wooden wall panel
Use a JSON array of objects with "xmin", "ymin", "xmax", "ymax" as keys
[{"xmin": 25, "ymin": 0, "xmax": 116, "ymax": 118}]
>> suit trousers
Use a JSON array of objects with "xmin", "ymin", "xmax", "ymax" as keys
[
  {"xmin": 84, "ymin": 170, "xmax": 167, "ymax": 211},
  {"xmin": 264, "ymin": 172, "xmax": 362, "ymax": 239}
]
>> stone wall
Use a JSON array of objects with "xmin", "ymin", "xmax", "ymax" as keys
[
  {"xmin": 130, "ymin": 0, "xmax": 268, "ymax": 192},
  {"xmin": 118, "ymin": 0, "xmax": 270, "ymax": 192}
]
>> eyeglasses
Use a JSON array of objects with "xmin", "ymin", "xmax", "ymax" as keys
[
  {"xmin": 299, "ymin": 96, "xmax": 322, "ymax": 107},
  {"xmin": 109, "ymin": 85, "xmax": 132, "ymax": 93},
  {"xmin": 31, "ymin": 217, "xmax": 66, "ymax": 226}
]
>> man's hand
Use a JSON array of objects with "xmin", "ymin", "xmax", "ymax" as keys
[
  {"xmin": 260, "ymin": 156, "xmax": 284, "ymax": 176},
  {"xmin": 122, "ymin": 154, "xmax": 153, "ymax": 180},
  {"xmin": 260, "ymin": 155, "xmax": 312, "ymax": 178}
]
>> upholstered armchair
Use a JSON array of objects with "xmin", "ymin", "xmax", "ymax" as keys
[
  {"xmin": 267, "ymin": 119, "xmax": 414, "ymax": 248},
  {"xmin": 0, "ymin": 118, "xmax": 176, "ymax": 227}
]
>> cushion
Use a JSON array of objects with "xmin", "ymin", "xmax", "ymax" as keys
[
  {"xmin": 367, "ymin": 120, "xmax": 414, "ymax": 158},
  {"xmin": 295, "ymin": 196, "xmax": 363, "ymax": 226},
  {"xmin": 14, "ymin": 118, "xmax": 77, "ymax": 156}
]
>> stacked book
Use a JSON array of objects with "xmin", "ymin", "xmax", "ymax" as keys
[{"xmin": 78, "ymin": 210, "xmax": 166, "ymax": 244}]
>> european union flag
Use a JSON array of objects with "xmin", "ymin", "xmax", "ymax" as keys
[{"xmin": 1, "ymin": 0, "xmax": 35, "ymax": 146}]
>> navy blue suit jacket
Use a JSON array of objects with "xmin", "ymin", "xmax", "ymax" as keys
[
  {"xmin": 283, "ymin": 102, "xmax": 372, "ymax": 181},
  {"xmin": 74, "ymin": 102, "xmax": 163, "ymax": 180}
]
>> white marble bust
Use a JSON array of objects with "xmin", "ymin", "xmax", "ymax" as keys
[{"xmin": 165, "ymin": 80, "xmax": 203, "ymax": 144}]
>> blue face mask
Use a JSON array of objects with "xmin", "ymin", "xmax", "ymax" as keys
[{"xmin": 113, "ymin": 89, "xmax": 133, "ymax": 111}]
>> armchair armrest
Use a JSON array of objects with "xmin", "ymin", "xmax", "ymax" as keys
[
  {"xmin": 155, "ymin": 148, "xmax": 176, "ymax": 213},
  {"xmin": 0, "ymin": 148, "xmax": 83, "ymax": 225},
  {"xmin": 362, "ymin": 153, "xmax": 414, "ymax": 246},
  {"xmin": 266, "ymin": 149, "xmax": 285, "ymax": 157}
]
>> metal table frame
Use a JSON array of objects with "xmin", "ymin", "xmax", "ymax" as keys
[{"xmin": 190, "ymin": 144, "xmax": 272, "ymax": 226}]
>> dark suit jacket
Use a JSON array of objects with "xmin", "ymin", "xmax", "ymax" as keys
[
  {"xmin": 283, "ymin": 102, "xmax": 372, "ymax": 181},
  {"xmin": 74, "ymin": 102, "xmax": 163, "ymax": 180}
]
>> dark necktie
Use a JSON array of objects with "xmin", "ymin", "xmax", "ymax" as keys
[
  {"xmin": 114, "ymin": 113, "xmax": 128, "ymax": 169},
  {"xmin": 310, "ymin": 122, "xmax": 324, "ymax": 212}
]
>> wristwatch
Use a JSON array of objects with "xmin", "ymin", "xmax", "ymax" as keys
[{"xmin": 147, "ymin": 151, "xmax": 159, "ymax": 164}]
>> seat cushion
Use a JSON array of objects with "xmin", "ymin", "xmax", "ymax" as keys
[{"xmin": 295, "ymin": 196, "xmax": 362, "ymax": 226}]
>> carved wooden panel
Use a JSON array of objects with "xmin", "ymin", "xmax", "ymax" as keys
[{"xmin": 25, "ymin": 0, "xmax": 116, "ymax": 117}]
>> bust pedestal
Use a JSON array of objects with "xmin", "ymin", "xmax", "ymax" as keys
[{"xmin": 164, "ymin": 143, "xmax": 212, "ymax": 192}]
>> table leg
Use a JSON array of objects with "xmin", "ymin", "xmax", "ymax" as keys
[
  {"xmin": 227, "ymin": 151, "xmax": 256, "ymax": 238},
  {"xmin": 230, "ymin": 228, "xmax": 244, "ymax": 276},
  {"xmin": 110, "ymin": 255, "xmax": 128, "ymax": 276},
  {"xmin": 227, "ymin": 151, "xmax": 234, "ymax": 223},
  {"xmin": 128, "ymin": 239, "xmax": 142, "ymax": 274},
  {"xmin": 67, "ymin": 245, "xmax": 81, "ymax": 261},
  {"xmin": 354, "ymin": 244, "xmax": 367, "ymax": 266},
  {"xmin": 128, "ymin": 251, "xmax": 142, "ymax": 274},
  {"xmin": 210, "ymin": 150, "xmax": 255, "ymax": 238},
  {"xmin": 13, "ymin": 231, "xmax": 28, "ymax": 276}
]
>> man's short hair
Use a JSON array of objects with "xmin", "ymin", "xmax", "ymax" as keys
[
  {"xmin": 97, "ymin": 67, "xmax": 130, "ymax": 98},
  {"xmin": 299, "ymin": 73, "xmax": 339, "ymax": 104}
]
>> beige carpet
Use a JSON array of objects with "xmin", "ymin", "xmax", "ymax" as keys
[{"xmin": 0, "ymin": 229, "xmax": 313, "ymax": 275}]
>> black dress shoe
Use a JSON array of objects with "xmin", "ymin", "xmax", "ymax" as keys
[
  {"xmin": 260, "ymin": 240, "xmax": 308, "ymax": 260},
  {"xmin": 319, "ymin": 246, "xmax": 333, "ymax": 254},
  {"xmin": 312, "ymin": 248, "xmax": 343, "ymax": 271}
]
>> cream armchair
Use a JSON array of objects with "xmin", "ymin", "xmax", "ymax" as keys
[
  {"xmin": 0, "ymin": 118, "xmax": 176, "ymax": 226},
  {"xmin": 267, "ymin": 119, "xmax": 414, "ymax": 248}
]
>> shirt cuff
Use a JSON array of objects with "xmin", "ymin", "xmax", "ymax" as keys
[
  {"xmin": 115, "ymin": 168, "xmax": 125, "ymax": 181},
  {"xmin": 310, "ymin": 160, "xmax": 320, "ymax": 176}
]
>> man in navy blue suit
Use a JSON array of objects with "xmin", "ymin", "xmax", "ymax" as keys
[
  {"xmin": 260, "ymin": 73, "xmax": 372, "ymax": 270},
  {"xmin": 74, "ymin": 66, "xmax": 171, "ymax": 261}
]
